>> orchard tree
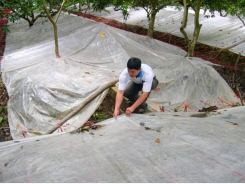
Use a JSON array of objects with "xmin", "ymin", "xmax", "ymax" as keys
[
  {"xmin": 179, "ymin": 0, "xmax": 205, "ymax": 57},
  {"xmin": 179, "ymin": 0, "xmax": 245, "ymax": 57},
  {"xmin": 130, "ymin": 0, "xmax": 181, "ymax": 37},
  {"xmin": 41, "ymin": 0, "xmax": 114, "ymax": 57},
  {"xmin": 41, "ymin": 0, "xmax": 76, "ymax": 57}
]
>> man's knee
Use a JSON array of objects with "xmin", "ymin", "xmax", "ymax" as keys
[{"xmin": 151, "ymin": 77, "xmax": 159, "ymax": 90}]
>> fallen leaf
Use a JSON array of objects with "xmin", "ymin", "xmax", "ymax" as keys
[
  {"xmin": 4, "ymin": 163, "xmax": 8, "ymax": 166},
  {"xmin": 232, "ymin": 123, "xmax": 238, "ymax": 125},
  {"xmin": 173, "ymin": 115, "xmax": 180, "ymax": 117},
  {"xmin": 33, "ymin": 127, "xmax": 39, "ymax": 132},
  {"xmin": 82, "ymin": 126, "xmax": 90, "ymax": 130},
  {"xmin": 100, "ymin": 33, "xmax": 105, "ymax": 37},
  {"xmin": 85, "ymin": 72, "xmax": 90, "ymax": 74},
  {"xmin": 0, "ymin": 170, "xmax": 2, "ymax": 174},
  {"xmin": 155, "ymin": 138, "xmax": 160, "ymax": 143},
  {"xmin": 16, "ymin": 124, "xmax": 20, "ymax": 129}
]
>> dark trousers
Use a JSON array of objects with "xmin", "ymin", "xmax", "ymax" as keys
[{"xmin": 124, "ymin": 77, "xmax": 159, "ymax": 106}]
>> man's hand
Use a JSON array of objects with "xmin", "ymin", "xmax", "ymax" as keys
[
  {"xmin": 113, "ymin": 109, "xmax": 120, "ymax": 119},
  {"xmin": 113, "ymin": 90, "xmax": 124, "ymax": 120},
  {"xmin": 127, "ymin": 92, "xmax": 148, "ymax": 115},
  {"xmin": 125, "ymin": 106, "xmax": 135, "ymax": 116}
]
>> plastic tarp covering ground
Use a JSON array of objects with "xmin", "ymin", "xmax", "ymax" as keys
[
  {"xmin": 86, "ymin": 6, "xmax": 245, "ymax": 56},
  {"xmin": 0, "ymin": 106, "xmax": 245, "ymax": 182},
  {"xmin": 1, "ymin": 13, "xmax": 240, "ymax": 139}
]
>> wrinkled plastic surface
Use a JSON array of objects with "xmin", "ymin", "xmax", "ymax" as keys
[
  {"xmin": 0, "ymin": 106, "xmax": 245, "ymax": 182},
  {"xmin": 1, "ymin": 13, "xmax": 240, "ymax": 139},
  {"xmin": 86, "ymin": 6, "xmax": 245, "ymax": 56}
]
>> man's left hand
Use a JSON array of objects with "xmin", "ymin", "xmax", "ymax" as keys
[{"xmin": 125, "ymin": 106, "xmax": 135, "ymax": 116}]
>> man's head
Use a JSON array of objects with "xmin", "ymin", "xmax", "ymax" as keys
[{"xmin": 127, "ymin": 57, "xmax": 141, "ymax": 78}]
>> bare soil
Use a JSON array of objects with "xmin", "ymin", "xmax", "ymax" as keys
[{"xmin": 0, "ymin": 13, "xmax": 244, "ymax": 141}]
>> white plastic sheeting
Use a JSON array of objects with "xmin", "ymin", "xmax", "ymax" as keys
[
  {"xmin": 86, "ymin": 6, "xmax": 245, "ymax": 56},
  {"xmin": 0, "ymin": 106, "xmax": 245, "ymax": 182},
  {"xmin": 1, "ymin": 13, "xmax": 241, "ymax": 139}
]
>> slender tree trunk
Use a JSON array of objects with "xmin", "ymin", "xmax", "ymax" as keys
[
  {"xmin": 180, "ymin": 0, "xmax": 189, "ymax": 44},
  {"xmin": 53, "ymin": 24, "xmax": 60, "ymax": 57},
  {"xmin": 28, "ymin": 20, "xmax": 33, "ymax": 27},
  {"xmin": 186, "ymin": 0, "xmax": 203, "ymax": 57},
  {"xmin": 147, "ymin": 0, "xmax": 157, "ymax": 38},
  {"xmin": 41, "ymin": 0, "xmax": 66, "ymax": 57},
  {"xmin": 78, "ymin": 3, "xmax": 82, "ymax": 16},
  {"xmin": 147, "ymin": 9, "xmax": 156, "ymax": 38},
  {"xmin": 87, "ymin": 0, "xmax": 90, "ymax": 9}
]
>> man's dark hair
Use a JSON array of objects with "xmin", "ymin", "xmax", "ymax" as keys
[{"xmin": 127, "ymin": 57, "xmax": 141, "ymax": 70}]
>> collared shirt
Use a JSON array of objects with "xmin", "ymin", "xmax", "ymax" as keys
[{"xmin": 118, "ymin": 64, "xmax": 155, "ymax": 92}]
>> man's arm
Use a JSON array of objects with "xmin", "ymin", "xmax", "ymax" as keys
[
  {"xmin": 125, "ymin": 92, "xmax": 149, "ymax": 115},
  {"xmin": 113, "ymin": 90, "xmax": 124, "ymax": 119}
]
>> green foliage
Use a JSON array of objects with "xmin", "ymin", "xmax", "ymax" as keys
[
  {"xmin": 225, "ymin": 0, "xmax": 245, "ymax": 25},
  {"xmin": 2, "ymin": 25, "xmax": 10, "ymax": 34},
  {"xmin": 96, "ymin": 113, "xmax": 108, "ymax": 121},
  {"xmin": 0, "ymin": 117, "xmax": 3, "ymax": 124},
  {"xmin": 201, "ymin": 0, "xmax": 245, "ymax": 25},
  {"xmin": 1, "ymin": 0, "xmax": 64, "ymax": 27},
  {"xmin": 111, "ymin": 0, "xmax": 135, "ymax": 20}
]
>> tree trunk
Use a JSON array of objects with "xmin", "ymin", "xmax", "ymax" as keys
[
  {"xmin": 28, "ymin": 20, "xmax": 34, "ymax": 27},
  {"xmin": 78, "ymin": 3, "xmax": 82, "ymax": 16},
  {"xmin": 53, "ymin": 23, "xmax": 60, "ymax": 57},
  {"xmin": 45, "ymin": 79, "xmax": 119, "ymax": 134},
  {"xmin": 41, "ymin": 0, "xmax": 65, "ymax": 57},
  {"xmin": 180, "ymin": 0, "xmax": 189, "ymax": 44},
  {"xmin": 186, "ymin": 1, "xmax": 203, "ymax": 57},
  {"xmin": 147, "ymin": 9, "xmax": 156, "ymax": 37}
]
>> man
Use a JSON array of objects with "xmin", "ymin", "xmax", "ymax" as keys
[{"xmin": 113, "ymin": 57, "xmax": 158, "ymax": 118}]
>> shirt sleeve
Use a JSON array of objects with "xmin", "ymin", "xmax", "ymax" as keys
[
  {"xmin": 142, "ymin": 73, "xmax": 154, "ymax": 92},
  {"xmin": 118, "ymin": 70, "xmax": 128, "ymax": 90}
]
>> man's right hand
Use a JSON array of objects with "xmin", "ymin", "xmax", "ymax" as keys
[
  {"xmin": 113, "ymin": 90, "xmax": 124, "ymax": 120},
  {"xmin": 113, "ymin": 109, "xmax": 120, "ymax": 119}
]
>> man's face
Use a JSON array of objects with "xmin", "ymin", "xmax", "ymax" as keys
[{"xmin": 128, "ymin": 68, "xmax": 141, "ymax": 78}]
